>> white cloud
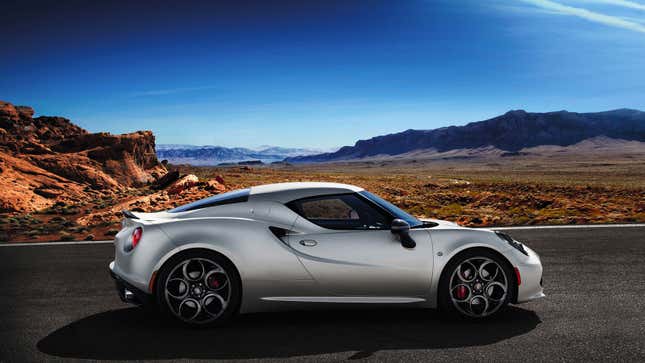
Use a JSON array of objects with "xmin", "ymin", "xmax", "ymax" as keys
[
  {"xmin": 132, "ymin": 85, "xmax": 218, "ymax": 97},
  {"xmin": 576, "ymin": 0, "xmax": 645, "ymax": 11},
  {"xmin": 519, "ymin": 0, "xmax": 645, "ymax": 33}
]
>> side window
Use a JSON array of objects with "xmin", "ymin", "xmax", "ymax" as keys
[{"xmin": 287, "ymin": 194, "xmax": 391, "ymax": 230}]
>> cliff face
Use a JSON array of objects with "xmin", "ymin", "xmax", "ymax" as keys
[{"xmin": 0, "ymin": 101, "xmax": 166, "ymax": 212}]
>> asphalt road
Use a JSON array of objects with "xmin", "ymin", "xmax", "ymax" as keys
[{"xmin": 1, "ymin": 226, "xmax": 644, "ymax": 362}]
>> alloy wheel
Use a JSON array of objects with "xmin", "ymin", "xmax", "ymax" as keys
[
  {"xmin": 449, "ymin": 257, "xmax": 508, "ymax": 317},
  {"xmin": 164, "ymin": 258, "xmax": 232, "ymax": 324}
]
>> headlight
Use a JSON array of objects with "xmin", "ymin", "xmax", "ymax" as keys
[{"xmin": 495, "ymin": 231, "xmax": 528, "ymax": 256}]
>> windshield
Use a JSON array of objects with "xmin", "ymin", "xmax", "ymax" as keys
[
  {"xmin": 359, "ymin": 191, "xmax": 423, "ymax": 227},
  {"xmin": 169, "ymin": 188, "xmax": 250, "ymax": 213}
]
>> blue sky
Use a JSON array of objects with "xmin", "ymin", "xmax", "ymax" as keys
[{"xmin": 1, "ymin": 0, "xmax": 644, "ymax": 148}]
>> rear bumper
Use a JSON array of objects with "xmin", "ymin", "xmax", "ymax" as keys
[{"xmin": 109, "ymin": 261, "xmax": 154, "ymax": 306}]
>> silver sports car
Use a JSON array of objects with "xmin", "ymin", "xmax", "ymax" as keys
[{"xmin": 109, "ymin": 182, "xmax": 544, "ymax": 326}]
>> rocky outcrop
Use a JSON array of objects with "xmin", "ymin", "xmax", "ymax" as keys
[
  {"xmin": 77, "ymin": 176, "xmax": 228, "ymax": 227},
  {"xmin": 203, "ymin": 178, "xmax": 226, "ymax": 193},
  {"xmin": 167, "ymin": 174, "xmax": 199, "ymax": 194},
  {"xmin": 1, "ymin": 101, "xmax": 86, "ymax": 154},
  {"xmin": 153, "ymin": 170, "xmax": 180, "ymax": 190},
  {"xmin": 50, "ymin": 130, "xmax": 166, "ymax": 186},
  {"xmin": 0, "ymin": 100, "xmax": 167, "ymax": 212}
]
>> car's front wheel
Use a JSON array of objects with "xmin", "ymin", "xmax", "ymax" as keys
[
  {"xmin": 156, "ymin": 250, "xmax": 241, "ymax": 326},
  {"xmin": 439, "ymin": 249, "xmax": 515, "ymax": 318}
]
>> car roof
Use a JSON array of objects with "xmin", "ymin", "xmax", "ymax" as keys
[{"xmin": 249, "ymin": 182, "xmax": 364, "ymax": 203}]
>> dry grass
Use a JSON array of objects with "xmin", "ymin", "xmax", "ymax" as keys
[
  {"xmin": 174, "ymin": 157, "xmax": 645, "ymax": 227},
  {"xmin": 2, "ymin": 157, "xmax": 644, "ymax": 242}
]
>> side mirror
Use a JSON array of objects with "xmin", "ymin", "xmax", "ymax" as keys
[{"xmin": 391, "ymin": 219, "xmax": 416, "ymax": 248}]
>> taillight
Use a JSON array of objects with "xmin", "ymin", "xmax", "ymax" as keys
[
  {"xmin": 131, "ymin": 227, "xmax": 143, "ymax": 249},
  {"xmin": 124, "ymin": 227, "xmax": 143, "ymax": 252}
]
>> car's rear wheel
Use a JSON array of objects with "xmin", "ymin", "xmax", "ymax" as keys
[
  {"xmin": 439, "ymin": 249, "xmax": 514, "ymax": 318},
  {"xmin": 156, "ymin": 250, "xmax": 241, "ymax": 327}
]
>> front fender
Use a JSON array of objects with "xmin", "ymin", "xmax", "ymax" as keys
[{"xmin": 428, "ymin": 228, "xmax": 513, "ymax": 308}]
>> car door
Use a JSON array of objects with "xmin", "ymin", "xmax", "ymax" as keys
[{"xmin": 287, "ymin": 193, "xmax": 433, "ymax": 299}]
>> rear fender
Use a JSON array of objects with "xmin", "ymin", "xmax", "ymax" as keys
[{"xmin": 155, "ymin": 217, "xmax": 312, "ymax": 282}]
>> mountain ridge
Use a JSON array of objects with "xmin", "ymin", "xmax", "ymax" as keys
[
  {"xmin": 286, "ymin": 109, "xmax": 645, "ymax": 162},
  {"xmin": 156, "ymin": 145, "xmax": 326, "ymax": 165}
]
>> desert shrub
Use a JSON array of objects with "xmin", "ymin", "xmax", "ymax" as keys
[
  {"xmin": 507, "ymin": 206, "xmax": 525, "ymax": 216},
  {"xmin": 62, "ymin": 220, "xmax": 76, "ymax": 227},
  {"xmin": 437, "ymin": 203, "xmax": 463, "ymax": 217},
  {"xmin": 26, "ymin": 230, "xmax": 41, "ymax": 237},
  {"xmin": 625, "ymin": 212, "xmax": 645, "ymax": 223},
  {"xmin": 59, "ymin": 232, "xmax": 74, "ymax": 241},
  {"xmin": 513, "ymin": 215, "xmax": 531, "ymax": 225},
  {"xmin": 405, "ymin": 204, "xmax": 429, "ymax": 218},
  {"xmin": 105, "ymin": 229, "xmax": 119, "ymax": 236},
  {"xmin": 85, "ymin": 234, "xmax": 95, "ymax": 241},
  {"xmin": 69, "ymin": 226, "xmax": 88, "ymax": 233},
  {"xmin": 61, "ymin": 207, "xmax": 80, "ymax": 215},
  {"xmin": 50, "ymin": 216, "xmax": 67, "ymax": 223}
]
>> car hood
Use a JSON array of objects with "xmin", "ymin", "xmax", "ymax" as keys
[{"xmin": 420, "ymin": 218, "xmax": 464, "ymax": 228}]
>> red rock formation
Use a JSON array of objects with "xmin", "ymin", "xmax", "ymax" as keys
[
  {"xmin": 203, "ymin": 178, "xmax": 226, "ymax": 193},
  {"xmin": 167, "ymin": 174, "xmax": 199, "ymax": 194},
  {"xmin": 77, "ymin": 176, "xmax": 229, "ymax": 227},
  {"xmin": 0, "ymin": 100, "xmax": 167, "ymax": 212}
]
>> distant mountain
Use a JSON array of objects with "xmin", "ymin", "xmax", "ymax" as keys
[
  {"xmin": 287, "ymin": 109, "xmax": 645, "ymax": 162},
  {"xmin": 156, "ymin": 145, "xmax": 326, "ymax": 165},
  {"xmin": 252, "ymin": 146, "xmax": 328, "ymax": 158},
  {"xmin": 156, "ymin": 144, "xmax": 204, "ymax": 150}
]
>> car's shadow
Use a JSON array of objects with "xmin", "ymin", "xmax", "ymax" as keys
[{"xmin": 38, "ymin": 306, "xmax": 540, "ymax": 360}]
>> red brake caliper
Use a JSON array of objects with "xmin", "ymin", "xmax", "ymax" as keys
[
  {"xmin": 210, "ymin": 279, "xmax": 219, "ymax": 288},
  {"xmin": 456, "ymin": 285, "xmax": 467, "ymax": 299}
]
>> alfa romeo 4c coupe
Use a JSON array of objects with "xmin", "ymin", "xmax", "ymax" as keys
[{"xmin": 109, "ymin": 182, "xmax": 544, "ymax": 326}]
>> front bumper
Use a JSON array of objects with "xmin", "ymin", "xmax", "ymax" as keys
[
  {"xmin": 514, "ymin": 246, "xmax": 545, "ymax": 303},
  {"xmin": 109, "ymin": 261, "xmax": 154, "ymax": 306}
]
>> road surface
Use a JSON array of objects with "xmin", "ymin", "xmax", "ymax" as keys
[{"xmin": 1, "ymin": 226, "xmax": 644, "ymax": 362}]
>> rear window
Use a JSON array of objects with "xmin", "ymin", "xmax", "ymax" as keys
[{"xmin": 168, "ymin": 188, "xmax": 250, "ymax": 213}]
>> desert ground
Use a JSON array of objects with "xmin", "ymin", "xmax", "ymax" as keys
[{"xmin": 2, "ymin": 154, "xmax": 644, "ymax": 243}]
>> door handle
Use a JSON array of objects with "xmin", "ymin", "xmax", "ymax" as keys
[{"xmin": 299, "ymin": 239, "xmax": 318, "ymax": 247}]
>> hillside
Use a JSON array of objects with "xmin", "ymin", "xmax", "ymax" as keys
[
  {"xmin": 0, "ymin": 101, "xmax": 167, "ymax": 212},
  {"xmin": 287, "ymin": 109, "xmax": 645, "ymax": 162}
]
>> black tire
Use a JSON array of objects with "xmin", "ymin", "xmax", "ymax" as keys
[
  {"xmin": 155, "ymin": 249, "xmax": 242, "ymax": 327},
  {"xmin": 438, "ymin": 248, "xmax": 515, "ymax": 319}
]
